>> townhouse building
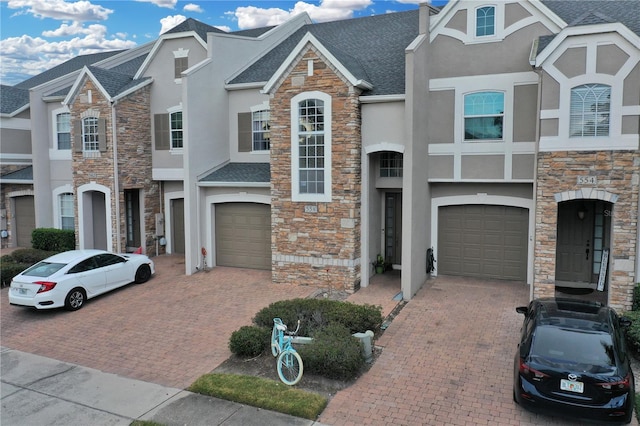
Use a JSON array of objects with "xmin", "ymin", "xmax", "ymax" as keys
[{"xmin": 1, "ymin": 0, "xmax": 638, "ymax": 310}]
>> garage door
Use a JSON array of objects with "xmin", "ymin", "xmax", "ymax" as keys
[
  {"xmin": 438, "ymin": 205, "xmax": 528, "ymax": 281},
  {"xmin": 14, "ymin": 196, "xmax": 35, "ymax": 248},
  {"xmin": 215, "ymin": 203, "xmax": 271, "ymax": 270}
]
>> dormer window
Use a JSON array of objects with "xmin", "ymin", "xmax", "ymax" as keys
[
  {"xmin": 570, "ymin": 84, "xmax": 610, "ymax": 137},
  {"xmin": 476, "ymin": 6, "xmax": 495, "ymax": 37}
]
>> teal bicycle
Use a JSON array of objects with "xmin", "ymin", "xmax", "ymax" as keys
[{"xmin": 271, "ymin": 318, "xmax": 304, "ymax": 385}]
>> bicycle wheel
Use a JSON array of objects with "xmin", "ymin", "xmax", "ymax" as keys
[
  {"xmin": 277, "ymin": 349, "xmax": 303, "ymax": 385},
  {"xmin": 271, "ymin": 325, "xmax": 280, "ymax": 357}
]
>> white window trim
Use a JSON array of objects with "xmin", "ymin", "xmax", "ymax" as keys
[
  {"xmin": 291, "ymin": 91, "xmax": 332, "ymax": 203},
  {"xmin": 52, "ymin": 185, "xmax": 74, "ymax": 230},
  {"xmin": 167, "ymin": 105, "xmax": 183, "ymax": 152},
  {"xmin": 50, "ymin": 106, "xmax": 72, "ymax": 160},
  {"xmin": 173, "ymin": 48, "xmax": 189, "ymax": 83},
  {"xmin": 467, "ymin": 3, "xmax": 504, "ymax": 44},
  {"xmin": 250, "ymin": 101, "xmax": 271, "ymax": 153}
]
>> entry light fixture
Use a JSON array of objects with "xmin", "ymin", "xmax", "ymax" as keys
[{"xmin": 577, "ymin": 204, "xmax": 587, "ymax": 220}]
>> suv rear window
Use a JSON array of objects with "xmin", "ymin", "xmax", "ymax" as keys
[{"xmin": 532, "ymin": 325, "xmax": 615, "ymax": 368}]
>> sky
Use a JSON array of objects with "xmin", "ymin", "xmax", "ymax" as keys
[{"xmin": 0, "ymin": 0, "xmax": 448, "ymax": 86}]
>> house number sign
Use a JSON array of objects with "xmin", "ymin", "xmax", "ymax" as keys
[
  {"xmin": 304, "ymin": 205, "xmax": 318, "ymax": 213},
  {"xmin": 577, "ymin": 176, "xmax": 597, "ymax": 185}
]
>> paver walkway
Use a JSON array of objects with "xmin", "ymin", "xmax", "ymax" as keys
[{"xmin": 320, "ymin": 275, "xmax": 638, "ymax": 426}]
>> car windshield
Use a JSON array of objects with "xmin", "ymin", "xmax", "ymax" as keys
[
  {"xmin": 22, "ymin": 261, "xmax": 66, "ymax": 277},
  {"xmin": 531, "ymin": 325, "xmax": 615, "ymax": 370}
]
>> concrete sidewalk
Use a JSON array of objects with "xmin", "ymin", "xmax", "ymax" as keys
[{"xmin": 0, "ymin": 347, "xmax": 323, "ymax": 426}]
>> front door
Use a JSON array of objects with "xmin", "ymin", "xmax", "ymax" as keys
[
  {"xmin": 556, "ymin": 200, "xmax": 594, "ymax": 284},
  {"xmin": 384, "ymin": 193, "xmax": 402, "ymax": 265},
  {"xmin": 171, "ymin": 198, "xmax": 185, "ymax": 254},
  {"xmin": 124, "ymin": 190, "xmax": 141, "ymax": 250}
]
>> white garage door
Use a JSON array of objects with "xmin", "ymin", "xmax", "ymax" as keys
[
  {"xmin": 438, "ymin": 205, "xmax": 528, "ymax": 281},
  {"xmin": 215, "ymin": 203, "xmax": 271, "ymax": 270}
]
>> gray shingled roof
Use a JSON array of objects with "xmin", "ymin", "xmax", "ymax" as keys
[
  {"xmin": 229, "ymin": 10, "xmax": 419, "ymax": 96},
  {"xmin": 84, "ymin": 66, "xmax": 150, "ymax": 98},
  {"xmin": 0, "ymin": 166, "xmax": 33, "ymax": 181},
  {"xmin": 163, "ymin": 17, "xmax": 227, "ymax": 40},
  {"xmin": 14, "ymin": 51, "xmax": 124, "ymax": 90},
  {"xmin": 0, "ymin": 85, "xmax": 30, "ymax": 115},
  {"xmin": 542, "ymin": 0, "xmax": 640, "ymax": 36},
  {"xmin": 200, "ymin": 163, "xmax": 270, "ymax": 183},
  {"xmin": 232, "ymin": 26, "xmax": 276, "ymax": 38}
]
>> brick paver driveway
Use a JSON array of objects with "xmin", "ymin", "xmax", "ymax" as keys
[
  {"xmin": 320, "ymin": 275, "xmax": 638, "ymax": 426},
  {"xmin": 0, "ymin": 255, "xmax": 313, "ymax": 389}
]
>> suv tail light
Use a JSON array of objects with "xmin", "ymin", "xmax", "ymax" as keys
[
  {"xmin": 35, "ymin": 281, "xmax": 57, "ymax": 293},
  {"xmin": 519, "ymin": 358, "xmax": 549, "ymax": 381}
]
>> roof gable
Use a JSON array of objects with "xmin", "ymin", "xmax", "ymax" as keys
[
  {"xmin": 63, "ymin": 66, "xmax": 151, "ymax": 105},
  {"xmin": 230, "ymin": 10, "xmax": 419, "ymax": 96}
]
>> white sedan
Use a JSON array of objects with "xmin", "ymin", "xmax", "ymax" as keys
[{"xmin": 9, "ymin": 249, "xmax": 155, "ymax": 311}]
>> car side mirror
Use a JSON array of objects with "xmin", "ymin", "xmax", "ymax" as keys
[
  {"xmin": 516, "ymin": 306, "xmax": 528, "ymax": 315},
  {"xmin": 619, "ymin": 316, "xmax": 633, "ymax": 328}
]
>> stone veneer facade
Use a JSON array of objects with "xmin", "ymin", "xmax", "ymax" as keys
[
  {"xmin": 270, "ymin": 45, "xmax": 362, "ymax": 292},
  {"xmin": 70, "ymin": 78, "xmax": 161, "ymax": 255},
  {"xmin": 534, "ymin": 150, "xmax": 640, "ymax": 311}
]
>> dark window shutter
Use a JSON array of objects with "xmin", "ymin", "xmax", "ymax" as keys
[
  {"xmin": 154, "ymin": 114, "xmax": 169, "ymax": 150},
  {"xmin": 238, "ymin": 112, "xmax": 252, "ymax": 152},
  {"xmin": 98, "ymin": 118, "xmax": 107, "ymax": 152},
  {"xmin": 73, "ymin": 120, "xmax": 82, "ymax": 152}
]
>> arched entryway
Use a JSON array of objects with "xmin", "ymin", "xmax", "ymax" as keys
[
  {"xmin": 555, "ymin": 199, "xmax": 612, "ymax": 304},
  {"xmin": 78, "ymin": 183, "xmax": 111, "ymax": 251}
]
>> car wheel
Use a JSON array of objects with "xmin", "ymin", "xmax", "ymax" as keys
[
  {"xmin": 135, "ymin": 264, "xmax": 151, "ymax": 283},
  {"xmin": 65, "ymin": 288, "xmax": 86, "ymax": 311}
]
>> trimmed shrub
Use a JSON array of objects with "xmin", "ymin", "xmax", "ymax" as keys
[
  {"xmin": 229, "ymin": 326, "xmax": 271, "ymax": 357},
  {"xmin": 298, "ymin": 323, "xmax": 365, "ymax": 381},
  {"xmin": 624, "ymin": 310, "xmax": 640, "ymax": 355},
  {"xmin": 0, "ymin": 248, "xmax": 57, "ymax": 287},
  {"xmin": 7, "ymin": 248, "xmax": 55, "ymax": 265},
  {"xmin": 633, "ymin": 284, "xmax": 640, "ymax": 311},
  {"xmin": 253, "ymin": 298, "xmax": 383, "ymax": 337},
  {"xmin": 31, "ymin": 228, "xmax": 75, "ymax": 252}
]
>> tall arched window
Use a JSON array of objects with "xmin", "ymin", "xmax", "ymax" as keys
[
  {"xmin": 291, "ymin": 92, "xmax": 332, "ymax": 202},
  {"xmin": 570, "ymin": 84, "xmax": 611, "ymax": 137}
]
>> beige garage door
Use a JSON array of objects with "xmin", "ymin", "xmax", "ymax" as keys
[
  {"xmin": 438, "ymin": 205, "xmax": 528, "ymax": 281},
  {"xmin": 215, "ymin": 203, "xmax": 271, "ymax": 270},
  {"xmin": 14, "ymin": 196, "xmax": 35, "ymax": 248}
]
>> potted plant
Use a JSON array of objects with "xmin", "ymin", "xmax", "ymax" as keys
[{"xmin": 373, "ymin": 254, "xmax": 385, "ymax": 274}]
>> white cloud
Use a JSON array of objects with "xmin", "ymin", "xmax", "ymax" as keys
[
  {"xmin": 159, "ymin": 15, "xmax": 187, "ymax": 35},
  {"xmin": 6, "ymin": 0, "xmax": 113, "ymax": 22},
  {"xmin": 230, "ymin": 0, "xmax": 372, "ymax": 29},
  {"xmin": 42, "ymin": 22, "xmax": 107, "ymax": 37},
  {"xmin": 0, "ymin": 31, "xmax": 136, "ymax": 85},
  {"xmin": 183, "ymin": 3, "xmax": 202, "ymax": 13},
  {"xmin": 134, "ymin": 0, "xmax": 177, "ymax": 9}
]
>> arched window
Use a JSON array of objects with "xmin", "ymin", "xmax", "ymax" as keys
[
  {"xmin": 570, "ymin": 84, "xmax": 611, "ymax": 137},
  {"xmin": 464, "ymin": 91, "xmax": 504, "ymax": 141},
  {"xmin": 82, "ymin": 117, "xmax": 99, "ymax": 151},
  {"xmin": 476, "ymin": 6, "xmax": 495, "ymax": 37},
  {"xmin": 291, "ymin": 92, "xmax": 331, "ymax": 202}
]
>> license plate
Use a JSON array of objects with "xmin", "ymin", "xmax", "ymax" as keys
[
  {"xmin": 561, "ymin": 379, "xmax": 584, "ymax": 393},
  {"xmin": 17, "ymin": 288, "xmax": 27, "ymax": 295}
]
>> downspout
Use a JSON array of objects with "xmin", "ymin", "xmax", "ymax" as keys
[
  {"xmin": 531, "ymin": 64, "xmax": 543, "ymax": 302},
  {"xmin": 111, "ymin": 100, "xmax": 122, "ymax": 253}
]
